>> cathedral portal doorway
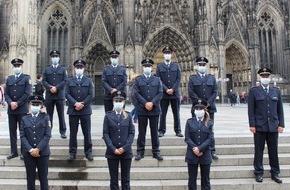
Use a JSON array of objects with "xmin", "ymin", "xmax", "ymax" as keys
[{"xmin": 86, "ymin": 44, "xmax": 110, "ymax": 105}]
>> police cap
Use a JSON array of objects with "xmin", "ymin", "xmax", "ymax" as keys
[
  {"xmin": 73, "ymin": 59, "xmax": 86, "ymax": 68},
  {"xmin": 162, "ymin": 47, "xmax": 173, "ymax": 53},
  {"xmin": 11, "ymin": 58, "xmax": 24, "ymax": 66},
  {"xmin": 29, "ymin": 95, "xmax": 44, "ymax": 104},
  {"xmin": 141, "ymin": 59, "xmax": 154, "ymax": 67},
  {"xmin": 257, "ymin": 67, "xmax": 272, "ymax": 75},
  {"xmin": 49, "ymin": 50, "xmax": 60, "ymax": 57},
  {"xmin": 192, "ymin": 98, "xmax": 208, "ymax": 109},
  {"xmin": 112, "ymin": 91, "xmax": 126, "ymax": 101},
  {"xmin": 196, "ymin": 56, "xmax": 209, "ymax": 64},
  {"xmin": 109, "ymin": 50, "xmax": 120, "ymax": 58}
]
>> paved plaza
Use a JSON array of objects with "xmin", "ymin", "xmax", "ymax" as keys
[{"xmin": 0, "ymin": 103, "xmax": 290, "ymax": 139}]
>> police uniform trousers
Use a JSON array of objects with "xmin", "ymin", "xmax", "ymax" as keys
[
  {"xmin": 107, "ymin": 158, "xmax": 132, "ymax": 190},
  {"xmin": 159, "ymin": 98, "xmax": 181, "ymax": 134},
  {"xmin": 187, "ymin": 163, "xmax": 211, "ymax": 190},
  {"xmin": 23, "ymin": 154, "xmax": 49, "ymax": 190},
  {"xmin": 69, "ymin": 115, "xmax": 92, "ymax": 157},
  {"xmin": 137, "ymin": 115, "xmax": 160, "ymax": 154},
  {"xmin": 8, "ymin": 113, "xmax": 26, "ymax": 155},
  {"xmin": 45, "ymin": 99, "xmax": 66, "ymax": 135},
  {"xmin": 254, "ymin": 131, "xmax": 280, "ymax": 175},
  {"xmin": 104, "ymin": 100, "xmax": 114, "ymax": 113}
]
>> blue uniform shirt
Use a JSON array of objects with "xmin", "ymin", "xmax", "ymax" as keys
[
  {"xmin": 42, "ymin": 65, "xmax": 68, "ymax": 100},
  {"xmin": 65, "ymin": 76, "xmax": 94, "ymax": 115},
  {"xmin": 5, "ymin": 73, "xmax": 32, "ymax": 114}
]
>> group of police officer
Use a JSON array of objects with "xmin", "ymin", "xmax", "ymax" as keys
[{"xmin": 3, "ymin": 46, "xmax": 285, "ymax": 189}]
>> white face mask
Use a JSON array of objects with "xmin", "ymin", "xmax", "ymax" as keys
[
  {"xmin": 13, "ymin": 67, "xmax": 21, "ymax": 75},
  {"xmin": 51, "ymin": 57, "xmax": 59, "ymax": 65},
  {"xmin": 31, "ymin": 106, "xmax": 41, "ymax": 114},
  {"xmin": 194, "ymin": 109, "xmax": 205, "ymax": 118},
  {"xmin": 164, "ymin": 54, "xmax": 171, "ymax": 61},
  {"xmin": 114, "ymin": 102, "xmax": 124, "ymax": 112},
  {"xmin": 197, "ymin": 66, "xmax": 206, "ymax": 73},
  {"xmin": 260, "ymin": 77, "xmax": 271, "ymax": 85},
  {"xmin": 143, "ymin": 67, "xmax": 152, "ymax": 75},
  {"xmin": 75, "ymin": 69, "xmax": 84, "ymax": 77},
  {"xmin": 111, "ymin": 58, "xmax": 118, "ymax": 66}
]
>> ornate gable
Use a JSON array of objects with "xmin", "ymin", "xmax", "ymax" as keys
[
  {"xmin": 225, "ymin": 14, "xmax": 245, "ymax": 45},
  {"xmin": 86, "ymin": 13, "xmax": 112, "ymax": 48},
  {"xmin": 17, "ymin": 28, "xmax": 27, "ymax": 56},
  {"xmin": 258, "ymin": 0, "xmax": 280, "ymax": 9}
]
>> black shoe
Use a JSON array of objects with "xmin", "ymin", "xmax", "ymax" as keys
[
  {"xmin": 153, "ymin": 153, "xmax": 163, "ymax": 161},
  {"xmin": 86, "ymin": 155, "xmax": 94, "ymax": 161},
  {"xmin": 135, "ymin": 153, "xmax": 144, "ymax": 161},
  {"xmin": 61, "ymin": 134, "xmax": 67, "ymax": 139},
  {"xmin": 271, "ymin": 175, "xmax": 282, "ymax": 183},
  {"xmin": 7, "ymin": 153, "xmax": 18, "ymax": 160},
  {"xmin": 176, "ymin": 132, "xmax": 184, "ymax": 137},
  {"xmin": 158, "ymin": 132, "xmax": 164, "ymax": 137},
  {"xmin": 212, "ymin": 153, "xmax": 219, "ymax": 160},
  {"xmin": 20, "ymin": 154, "xmax": 24, "ymax": 160},
  {"xmin": 255, "ymin": 174, "xmax": 263, "ymax": 183},
  {"xmin": 67, "ymin": 154, "xmax": 76, "ymax": 161}
]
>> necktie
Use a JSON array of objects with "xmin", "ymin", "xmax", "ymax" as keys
[
  {"xmin": 117, "ymin": 113, "xmax": 121, "ymax": 120},
  {"xmin": 15, "ymin": 76, "xmax": 18, "ymax": 80},
  {"xmin": 198, "ymin": 119, "xmax": 202, "ymax": 125},
  {"xmin": 33, "ymin": 116, "xmax": 36, "ymax": 122},
  {"xmin": 201, "ymin": 74, "xmax": 204, "ymax": 78},
  {"xmin": 264, "ymin": 88, "xmax": 268, "ymax": 94},
  {"xmin": 77, "ymin": 77, "xmax": 81, "ymax": 82}
]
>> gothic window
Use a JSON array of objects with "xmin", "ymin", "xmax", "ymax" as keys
[
  {"xmin": 46, "ymin": 9, "xmax": 69, "ymax": 67},
  {"xmin": 258, "ymin": 12, "xmax": 276, "ymax": 71}
]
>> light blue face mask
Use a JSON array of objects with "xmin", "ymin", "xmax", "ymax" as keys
[
  {"xmin": 114, "ymin": 102, "xmax": 124, "ymax": 111},
  {"xmin": 13, "ymin": 67, "xmax": 21, "ymax": 74},
  {"xmin": 51, "ymin": 57, "xmax": 59, "ymax": 65},
  {"xmin": 75, "ymin": 69, "xmax": 84, "ymax": 77},
  {"xmin": 143, "ymin": 67, "xmax": 152, "ymax": 75},
  {"xmin": 31, "ymin": 106, "xmax": 40, "ymax": 114},
  {"xmin": 194, "ymin": 109, "xmax": 205, "ymax": 118},
  {"xmin": 164, "ymin": 54, "xmax": 171, "ymax": 61},
  {"xmin": 198, "ymin": 66, "xmax": 206, "ymax": 73},
  {"xmin": 260, "ymin": 77, "xmax": 271, "ymax": 85},
  {"xmin": 111, "ymin": 58, "xmax": 118, "ymax": 66}
]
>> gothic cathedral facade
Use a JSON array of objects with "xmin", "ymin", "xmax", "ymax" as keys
[{"xmin": 0, "ymin": 0, "xmax": 289, "ymax": 103}]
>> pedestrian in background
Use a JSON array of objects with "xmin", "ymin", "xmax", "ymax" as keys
[
  {"xmin": 103, "ymin": 91, "xmax": 135, "ymax": 190},
  {"xmin": 42, "ymin": 50, "xmax": 68, "ymax": 139},
  {"xmin": 5, "ymin": 58, "xmax": 32, "ymax": 160},
  {"xmin": 33, "ymin": 74, "xmax": 45, "ymax": 98},
  {"xmin": 248, "ymin": 67, "xmax": 284, "ymax": 184},
  {"xmin": 20, "ymin": 95, "xmax": 51, "ymax": 190},
  {"xmin": 127, "ymin": 72, "xmax": 140, "ymax": 125},
  {"xmin": 185, "ymin": 99, "xmax": 213, "ymax": 190},
  {"xmin": 0, "ymin": 84, "xmax": 6, "ymax": 117}
]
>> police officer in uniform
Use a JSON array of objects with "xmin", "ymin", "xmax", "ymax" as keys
[
  {"xmin": 185, "ymin": 99, "xmax": 213, "ymax": 190},
  {"xmin": 5, "ymin": 58, "xmax": 32, "ymax": 159},
  {"xmin": 66, "ymin": 59, "xmax": 94, "ymax": 161},
  {"xmin": 248, "ymin": 68, "xmax": 284, "ymax": 183},
  {"xmin": 156, "ymin": 47, "xmax": 183, "ymax": 137},
  {"xmin": 134, "ymin": 59, "xmax": 163, "ymax": 161},
  {"xmin": 20, "ymin": 95, "xmax": 51, "ymax": 190},
  {"xmin": 42, "ymin": 50, "xmax": 67, "ymax": 139},
  {"xmin": 102, "ymin": 50, "xmax": 127, "ymax": 112},
  {"xmin": 188, "ymin": 56, "xmax": 218, "ymax": 160},
  {"xmin": 103, "ymin": 91, "xmax": 135, "ymax": 190}
]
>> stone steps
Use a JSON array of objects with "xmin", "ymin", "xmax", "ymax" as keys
[{"xmin": 0, "ymin": 136, "xmax": 289, "ymax": 189}]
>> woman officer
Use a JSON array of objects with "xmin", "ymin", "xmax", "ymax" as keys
[
  {"xmin": 185, "ymin": 98, "xmax": 214, "ymax": 190},
  {"xmin": 103, "ymin": 91, "xmax": 135, "ymax": 190},
  {"xmin": 20, "ymin": 95, "xmax": 51, "ymax": 190}
]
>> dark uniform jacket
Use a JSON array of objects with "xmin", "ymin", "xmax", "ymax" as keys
[
  {"xmin": 5, "ymin": 74, "xmax": 32, "ymax": 114},
  {"xmin": 42, "ymin": 65, "xmax": 68, "ymax": 100},
  {"xmin": 134, "ymin": 75, "xmax": 163, "ymax": 116},
  {"xmin": 188, "ymin": 74, "xmax": 218, "ymax": 113},
  {"xmin": 156, "ymin": 61, "xmax": 181, "ymax": 99},
  {"xmin": 248, "ymin": 85, "xmax": 284, "ymax": 132},
  {"xmin": 20, "ymin": 113, "xmax": 51, "ymax": 157},
  {"xmin": 65, "ymin": 76, "xmax": 94, "ymax": 115},
  {"xmin": 102, "ymin": 65, "xmax": 127, "ymax": 100},
  {"xmin": 103, "ymin": 111, "xmax": 135, "ymax": 159},
  {"xmin": 185, "ymin": 118, "xmax": 214, "ymax": 165}
]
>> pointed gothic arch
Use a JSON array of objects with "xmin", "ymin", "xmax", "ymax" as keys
[
  {"xmin": 40, "ymin": 3, "xmax": 72, "ymax": 73},
  {"xmin": 225, "ymin": 40, "xmax": 249, "ymax": 94}
]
